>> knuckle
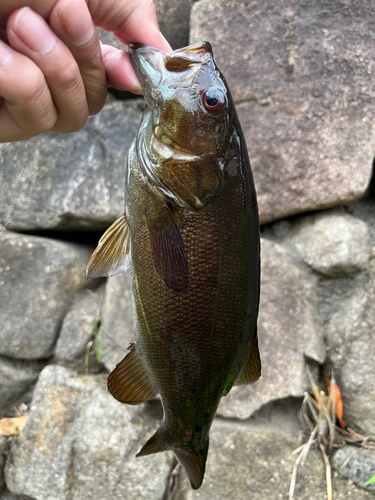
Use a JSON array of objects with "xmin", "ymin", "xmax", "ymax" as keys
[{"xmin": 57, "ymin": 62, "xmax": 82, "ymax": 92}]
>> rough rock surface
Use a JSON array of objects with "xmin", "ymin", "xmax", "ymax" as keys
[
  {"xmin": 0, "ymin": 227, "xmax": 91, "ymax": 359},
  {"xmin": 4, "ymin": 365, "xmax": 171, "ymax": 500},
  {"xmin": 218, "ymin": 238, "xmax": 325, "ymax": 419},
  {"xmin": 0, "ymin": 491, "xmax": 21, "ymax": 500},
  {"xmin": 54, "ymin": 287, "xmax": 104, "ymax": 362},
  {"xmin": 284, "ymin": 213, "xmax": 370, "ymax": 277},
  {"xmin": 174, "ymin": 420, "xmax": 373, "ymax": 500},
  {"xmin": 0, "ymin": 357, "xmax": 39, "ymax": 417},
  {"xmin": 0, "ymin": 437, "xmax": 6, "ymax": 492},
  {"xmin": 0, "ymin": 100, "xmax": 144, "ymax": 231},
  {"xmin": 332, "ymin": 445, "xmax": 375, "ymax": 494},
  {"xmin": 325, "ymin": 258, "xmax": 375, "ymax": 435},
  {"xmin": 190, "ymin": 0, "xmax": 374, "ymax": 223},
  {"xmin": 97, "ymin": 272, "xmax": 133, "ymax": 372}
]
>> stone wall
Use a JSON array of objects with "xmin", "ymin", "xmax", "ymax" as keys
[{"xmin": 1, "ymin": 1, "xmax": 375, "ymax": 498}]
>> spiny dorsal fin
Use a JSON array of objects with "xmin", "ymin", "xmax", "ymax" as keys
[
  {"xmin": 146, "ymin": 205, "xmax": 189, "ymax": 294},
  {"xmin": 107, "ymin": 342, "xmax": 157, "ymax": 405},
  {"xmin": 86, "ymin": 214, "xmax": 131, "ymax": 278},
  {"xmin": 235, "ymin": 331, "xmax": 261, "ymax": 385}
]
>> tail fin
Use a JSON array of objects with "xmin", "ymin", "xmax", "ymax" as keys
[{"xmin": 136, "ymin": 427, "xmax": 209, "ymax": 490}]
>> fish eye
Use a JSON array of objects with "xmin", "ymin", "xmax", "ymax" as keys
[{"xmin": 201, "ymin": 87, "xmax": 226, "ymax": 113}]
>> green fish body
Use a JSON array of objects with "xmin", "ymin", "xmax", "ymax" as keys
[{"xmin": 87, "ymin": 42, "xmax": 260, "ymax": 489}]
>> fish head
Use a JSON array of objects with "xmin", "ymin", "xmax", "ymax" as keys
[{"xmin": 130, "ymin": 42, "xmax": 232, "ymax": 210}]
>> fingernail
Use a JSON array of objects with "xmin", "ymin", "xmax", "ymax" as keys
[
  {"xmin": 14, "ymin": 7, "xmax": 56, "ymax": 56},
  {"xmin": 0, "ymin": 41, "xmax": 11, "ymax": 67},
  {"xmin": 57, "ymin": 0, "xmax": 94, "ymax": 46}
]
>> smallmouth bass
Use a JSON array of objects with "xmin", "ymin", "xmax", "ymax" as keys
[{"xmin": 87, "ymin": 41, "xmax": 260, "ymax": 489}]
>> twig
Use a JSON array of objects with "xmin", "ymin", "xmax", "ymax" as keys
[{"xmin": 319, "ymin": 443, "xmax": 332, "ymax": 500}]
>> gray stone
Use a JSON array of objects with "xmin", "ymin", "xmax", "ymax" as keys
[
  {"xmin": 0, "ymin": 100, "xmax": 144, "ymax": 231},
  {"xmin": 0, "ymin": 491, "xmax": 22, "ymax": 500},
  {"xmin": 0, "ymin": 437, "xmax": 6, "ymax": 492},
  {"xmin": 190, "ymin": 0, "xmax": 374, "ymax": 224},
  {"xmin": 54, "ymin": 287, "xmax": 104, "ymax": 362},
  {"xmin": 0, "ymin": 227, "xmax": 91, "ymax": 359},
  {"xmin": 218, "ymin": 238, "xmax": 325, "ymax": 419},
  {"xmin": 97, "ymin": 272, "xmax": 133, "ymax": 372},
  {"xmin": 332, "ymin": 445, "xmax": 375, "ymax": 494},
  {"xmin": 285, "ymin": 213, "xmax": 370, "ymax": 277},
  {"xmin": 5, "ymin": 365, "xmax": 171, "ymax": 500},
  {"xmin": 0, "ymin": 357, "xmax": 39, "ymax": 417},
  {"xmin": 174, "ymin": 420, "xmax": 373, "ymax": 499},
  {"xmin": 325, "ymin": 258, "xmax": 375, "ymax": 435},
  {"xmin": 154, "ymin": 0, "xmax": 192, "ymax": 50}
]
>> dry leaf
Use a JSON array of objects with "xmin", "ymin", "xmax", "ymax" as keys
[
  {"xmin": 0, "ymin": 416, "xmax": 28, "ymax": 437},
  {"xmin": 325, "ymin": 377, "xmax": 347, "ymax": 429}
]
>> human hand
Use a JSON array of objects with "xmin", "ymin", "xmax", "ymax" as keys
[{"xmin": 0, "ymin": 0, "xmax": 171, "ymax": 142}]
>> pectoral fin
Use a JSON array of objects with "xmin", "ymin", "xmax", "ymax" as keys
[
  {"xmin": 86, "ymin": 214, "xmax": 131, "ymax": 278},
  {"xmin": 107, "ymin": 342, "xmax": 157, "ymax": 405},
  {"xmin": 146, "ymin": 203, "xmax": 189, "ymax": 294},
  {"xmin": 235, "ymin": 331, "xmax": 261, "ymax": 385}
]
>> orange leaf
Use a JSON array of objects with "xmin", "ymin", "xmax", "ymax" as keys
[
  {"xmin": 0, "ymin": 416, "xmax": 28, "ymax": 437},
  {"xmin": 325, "ymin": 378, "xmax": 347, "ymax": 429}
]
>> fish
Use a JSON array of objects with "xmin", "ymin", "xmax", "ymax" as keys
[{"xmin": 87, "ymin": 41, "xmax": 261, "ymax": 490}]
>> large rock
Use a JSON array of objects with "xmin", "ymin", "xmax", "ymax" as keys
[
  {"xmin": 190, "ymin": 0, "xmax": 374, "ymax": 223},
  {"xmin": 5, "ymin": 365, "xmax": 171, "ymax": 500},
  {"xmin": 218, "ymin": 238, "xmax": 325, "ymax": 419},
  {"xmin": 332, "ymin": 445, "xmax": 375, "ymax": 494},
  {"xmin": 0, "ymin": 437, "xmax": 6, "ymax": 492},
  {"xmin": 325, "ymin": 258, "xmax": 375, "ymax": 435},
  {"xmin": 0, "ymin": 227, "xmax": 91, "ymax": 359},
  {"xmin": 0, "ymin": 357, "xmax": 39, "ymax": 417},
  {"xmin": 0, "ymin": 100, "xmax": 143, "ymax": 231},
  {"xmin": 174, "ymin": 420, "xmax": 373, "ymax": 499},
  {"xmin": 96, "ymin": 272, "xmax": 134, "ymax": 372},
  {"xmin": 54, "ymin": 287, "xmax": 104, "ymax": 362},
  {"xmin": 284, "ymin": 212, "xmax": 370, "ymax": 277}
]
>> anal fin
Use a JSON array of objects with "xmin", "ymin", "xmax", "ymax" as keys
[
  {"xmin": 107, "ymin": 342, "xmax": 157, "ymax": 405},
  {"xmin": 235, "ymin": 331, "xmax": 261, "ymax": 385}
]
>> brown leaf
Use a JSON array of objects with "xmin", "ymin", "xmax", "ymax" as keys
[
  {"xmin": 325, "ymin": 378, "xmax": 347, "ymax": 429},
  {"xmin": 0, "ymin": 416, "xmax": 28, "ymax": 437}
]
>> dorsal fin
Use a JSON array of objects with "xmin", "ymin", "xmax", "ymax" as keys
[
  {"xmin": 107, "ymin": 342, "xmax": 157, "ymax": 405},
  {"xmin": 86, "ymin": 214, "xmax": 131, "ymax": 278},
  {"xmin": 235, "ymin": 331, "xmax": 261, "ymax": 385}
]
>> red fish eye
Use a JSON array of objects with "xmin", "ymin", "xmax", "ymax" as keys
[{"xmin": 202, "ymin": 88, "xmax": 226, "ymax": 113}]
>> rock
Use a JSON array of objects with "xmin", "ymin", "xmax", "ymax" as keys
[
  {"xmin": 285, "ymin": 213, "xmax": 370, "ymax": 277},
  {"xmin": 0, "ymin": 357, "xmax": 39, "ymax": 417},
  {"xmin": 190, "ymin": 0, "xmax": 374, "ymax": 223},
  {"xmin": 0, "ymin": 228, "xmax": 91, "ymax": 359},
  {"xmin": 0, "ymin": 437, "xmax": 6, "ymax": 492},
  {"xmin": 5, "ymin": 365, "xmax": 171, "ymax": 500},
  {"xmin": 325, "ymin": 258, "xmax": 375, "ymax": 435},
  {"xmin": 0, "ymin": 491, "xmax": 22, "ymax": 500},
  {"xmin": 218, "ymin": 238, "xmax": 325, "ymax": 419},
  {"xmin": 154, "ymin": 0, "xmax": 192, "ymax": 50},
  {"xmin": 0, "ymin": 100, "xmax": 144, "ymax": 231},
  {"xmin": 97, "ymin": 272, "xmax": 133, "ymax": 372},
  {"xmin": 332, "ymin": 445, "xmax": 375, "ymax": 494},
  {"xmin": 174, "ymin": 420, "xmax": 373, "ymax": 500},
  {"xmin": 54, "ymin": 287, "xmax": 104, "ymax": 362}
]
